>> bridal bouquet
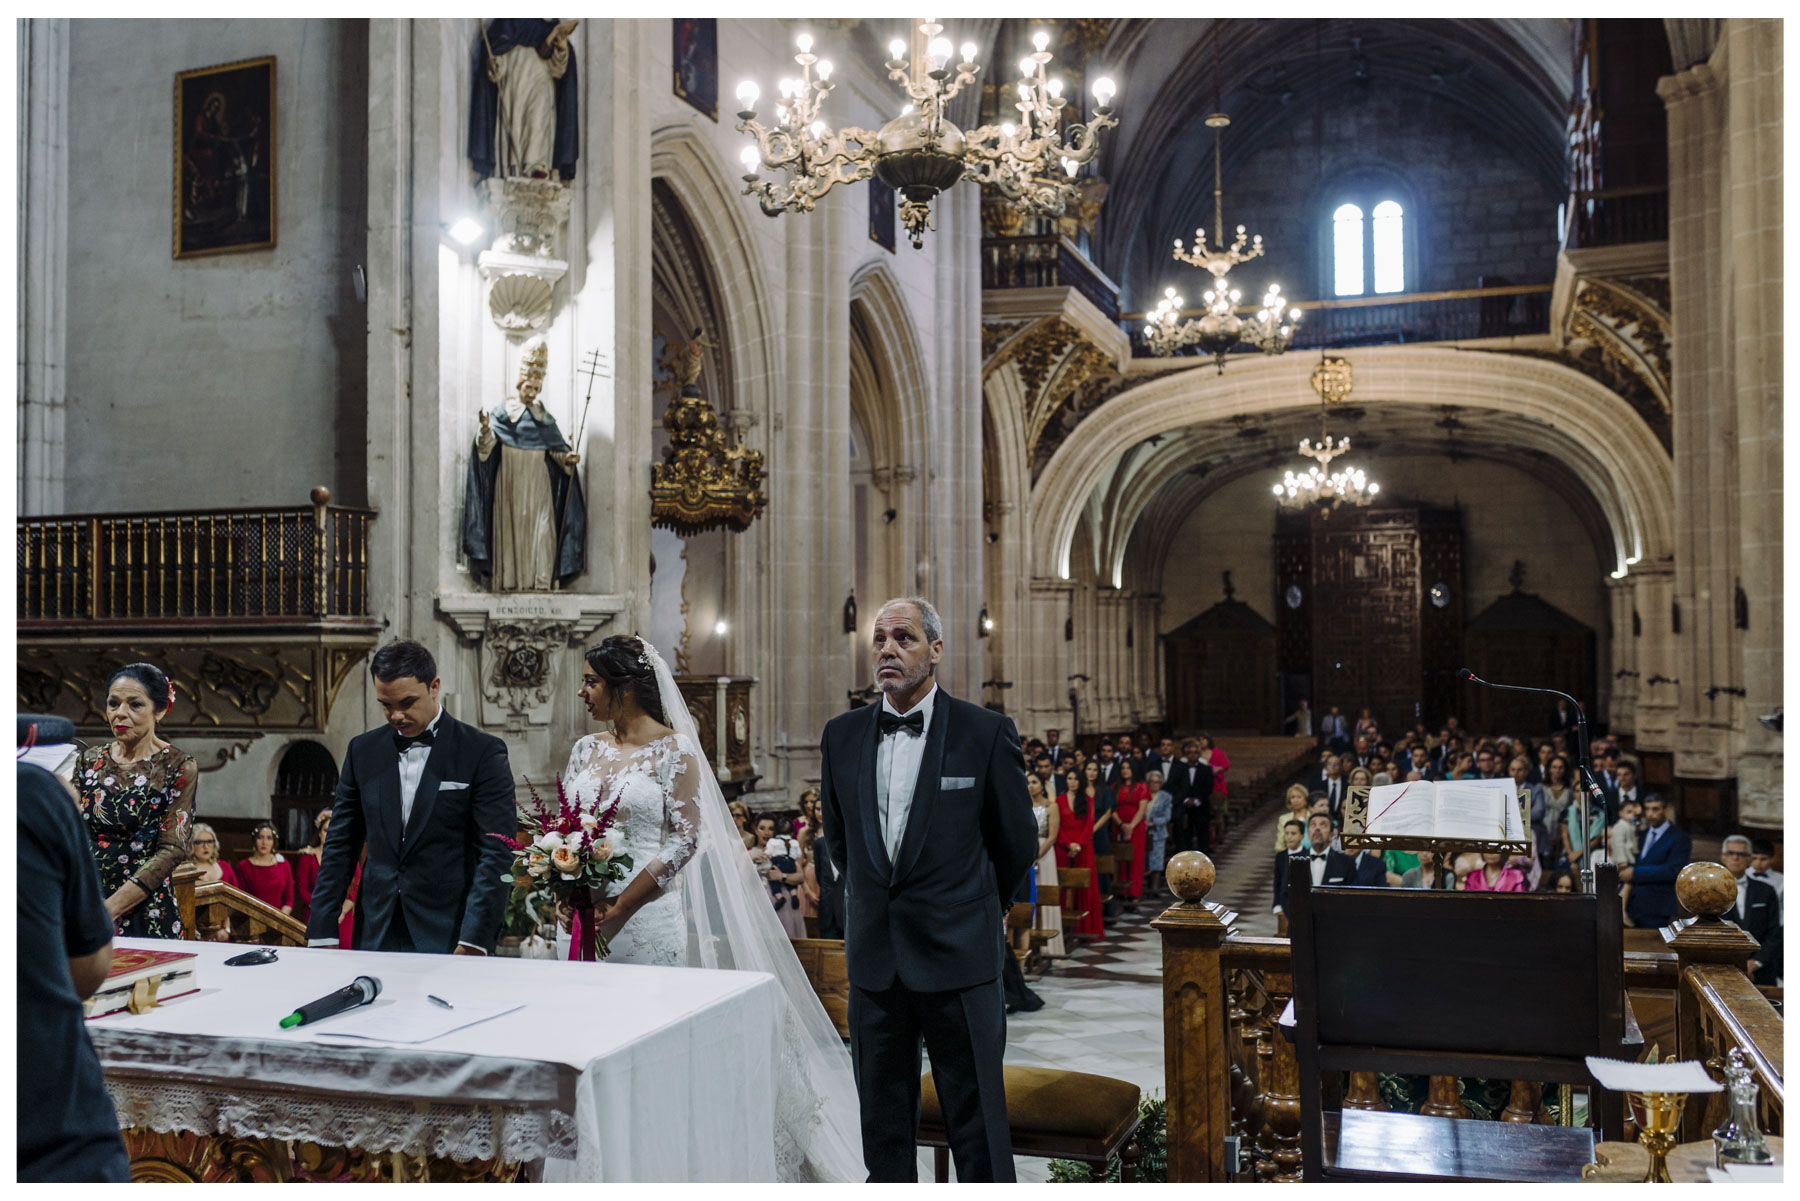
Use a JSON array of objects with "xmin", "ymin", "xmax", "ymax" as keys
[{"xmin": 491, "ymin": 775, "xmax": 633, "ymax": 960}]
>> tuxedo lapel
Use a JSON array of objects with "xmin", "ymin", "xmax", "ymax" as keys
[
  {"xmin": 855, "ymin": 705, "xmax": 891, "ymax": 881},
  {"xmin": 370, "ymin": 735, "xmax": 404, "ymax": 858},
  {"xmin": 399, "ymin": 718, "xmax": 453, "ymax": 860},
  {"xmin": 890, "ymin": 695, "xmax": 949, "ymax": 885}
]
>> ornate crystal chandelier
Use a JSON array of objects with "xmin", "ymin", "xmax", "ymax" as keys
[
  {"xmin": 1143, "ymin": 35, "xmax": 1297, "ymax": 372},
  {"xmin": 733, "ymin": 21, "xmax": 1117, "ymax": 248},
  {"xmin": 1272, "ymin": 356, "xmax": 1378, "ymax": 514}
]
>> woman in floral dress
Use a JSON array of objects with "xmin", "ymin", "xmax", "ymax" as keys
[{"xmin": 76, "ymin": 662, "xmax": 196, "ymax": 939}]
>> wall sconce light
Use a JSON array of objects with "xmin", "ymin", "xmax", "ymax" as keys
[
  {"xmin": 882, "ymin": 508, "xmax": 898, "ymax": 524},
  {"xmin": 978, "ymin": 607, "xmax": 993, "ymax": 637},
  {"xmin": 843, "ymin": 591, "xmax": 858, "ymax": 633},
  {"xmin": 714, "ymin": 619, "xmax": 729, "ymax": 637},
  {"xmin": 445, "ymin": 217, "xmax": 485, "ymax": 246},
  {"xmin": 985, "ymin": 530, "xmax": 1000, "ymax": 544}
]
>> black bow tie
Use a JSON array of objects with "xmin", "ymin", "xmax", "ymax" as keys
[
  {"xmin": 394, "ymin": 728, "xmax": 436, "ymax": 754},
  {"xmin": 879, "ymin": 710, "xmax": 925, "ymax": 737}
]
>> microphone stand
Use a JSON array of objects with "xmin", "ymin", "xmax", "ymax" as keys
[{"xmin": 1459, "ymin": 669, "xmax": 1608, "ymax": 895}]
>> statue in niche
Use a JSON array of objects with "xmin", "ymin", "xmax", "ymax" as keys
[
  {"xmin": 469, "ymin": 20, "xmax": 581, "ymax": 182},
  {"xmin": 462, "ymin": 336, "xmax": 587, "ymax": 591}
]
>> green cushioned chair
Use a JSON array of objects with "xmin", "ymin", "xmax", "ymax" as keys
[{"xmin": 918, "ymin": 1066, "xmax": 1142, "ymax": 1182}]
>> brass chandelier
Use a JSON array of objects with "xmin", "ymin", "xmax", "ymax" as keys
[
  {"xmin": 734, "ymin": 20, "xmax": 1117, "ymax": 248},
  {"xmin": 1272, "ymin": 356, "xmax": 1378, "ymax": 514},
  {"xmin": 1143, "ymin": 33, "xmax": 1298, "ymax": 372}
]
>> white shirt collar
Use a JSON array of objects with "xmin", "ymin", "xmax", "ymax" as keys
[
  {"xmin": 424, "ymin": 705, "xmax": 445, "ymax": 735},
  {"xmin": 881, "ymin": 683, "xmax": 938, "ymax": 723}
]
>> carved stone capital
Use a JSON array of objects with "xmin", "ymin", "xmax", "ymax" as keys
[{"xmin": 477, "ymin": 177, "xmax": 573, "ymax": 258}]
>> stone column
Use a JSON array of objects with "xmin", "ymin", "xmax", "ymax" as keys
[
  {"xmin": 1024, "ymin": 577, "xmax": 1075, "ymax": 736},
  {"xmin": 1722, "ymin": 19, "xmax": 1783, "ymax": 829},
  {"xmin": 1605, "ymin": 577, "xmax": 1639, "ymax": 735},
  {"xmin": 932, "ymin": 182, "xmax": 986, "ymax": 699},
  {"xmin": 1631, "ymin": 559, "xmax": 1679, "ymax": 752},
  {"xmin": 1658, "ymin": 55, "xmax": 1740, "ymax": 816},
  {"xmin": 17, "ymin": 18, "xmax": 70, "ymax": 515}
]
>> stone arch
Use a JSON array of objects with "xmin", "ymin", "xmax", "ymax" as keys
[
  {"xmin": 1032, "ymin": 345, "xmax": 1674, "ymax": 583},
  {"xmin": 847, "ymin": 260, "xmax": 932, "ymax": 489}
]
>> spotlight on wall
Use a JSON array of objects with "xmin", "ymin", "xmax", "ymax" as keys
[
  {"xmin": 446, "ymin": 217, "xmax": 485, "ymax": 246},
  {"xmin": 883, "ymin": 508, "xmax": 898, "ymax": 524},
  {"xmin": 978, "ymin": 607, "xmax": 993, "ymax": 637},
  {"xmin": 985, "ymin": 531, "xmax": 1000, "ymax": 544},
  {"xmin": 714, "ymin": 619, "xmax": 730, "ymax": 637}
]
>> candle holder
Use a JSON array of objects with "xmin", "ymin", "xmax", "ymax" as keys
[{"xmin": 1626, "ymin": 1091, "xmax": 1688, "ymax": 1182}]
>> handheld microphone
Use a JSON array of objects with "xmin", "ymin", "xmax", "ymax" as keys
[{"xmin": 279, "ymin": 975, "xmax": 382, "ymax": 1029}]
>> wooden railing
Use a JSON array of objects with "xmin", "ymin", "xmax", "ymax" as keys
[
  {"xmin": 18, "ymin": 490, "xmax": 373, "ymax": 626},
  {"xmin": 172, "ymin": 865, "xmax": 309, "ymax": 947},
  {"xmin": 982, "ymin": 234, "xmax": 1121, "ymax": 321},
  {"xmin": 1124, "ymin": 284, "xmax": 1553, "ymax": 358},
  {"xmin": 1155, "ymin": 861, "xmax": 1782, "ymax": 1182},
  {"xmin": 1565, "ymin": 185, "xmax": 1669, "ymax": 250}
]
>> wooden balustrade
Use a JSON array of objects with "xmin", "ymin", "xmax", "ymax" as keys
[
  {"xmin": 1158, "ymin": 857, "xmax": 1783, "ymax": 1183},
  {"xmin": 173, "ymin": 864, "xmax": 308, "ymax": 946}
]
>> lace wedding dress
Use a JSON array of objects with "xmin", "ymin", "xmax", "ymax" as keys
[{"xmin": 555, "ymin": 643, "xmax": 863, "ymax": 1182}]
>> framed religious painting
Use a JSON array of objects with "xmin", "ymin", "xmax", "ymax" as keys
[
  {"xmin": 173, "ymin": 56, "xmax": 276, "ymax": 259},
  {"xmin": 673, "ymin": 19, "xmax": 718, "ymax": 121},
  {"xmin": 869, "ymin": 178, "xmax": 896, "ymax": 253}
]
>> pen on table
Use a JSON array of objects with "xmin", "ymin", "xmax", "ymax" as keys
[{"xmin": 427, "ymin": 994, "xmax": 454, "ymax": 1010}]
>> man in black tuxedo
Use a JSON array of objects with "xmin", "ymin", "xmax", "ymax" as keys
[
  {"xmin": 1167, "ymin": 739, "xmax": 1214, "ymax": 855},
  {"xmin": 307, "ymin": 640, "xmax": 516, "ymax": 955},
  {"xmin": 1096, "ymin": 738, "xmax": 1121, "ymax": 788},
  {"xmin": 1721, "ymin": 835, "xmax": 1782, "ymax": 986},
  {"xmin": 820, "ymin": 597, "xmax": 1038, "ymax": 1183},
  {"xmin": 1316, "ymin": 755, "xmax": 1348, "ymax": 820},
  {"xmin": 1044, "ymin": 727, "xmax": 1068, "ymax": 770},
  {"xmin": 1277, "ymin": 814, "xmax": 1357, "ymax": 913}
]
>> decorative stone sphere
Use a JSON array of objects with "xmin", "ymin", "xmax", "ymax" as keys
[
  {"xmin": 1676, "ymin": 861, "xmax": 1736, "ymax": 919},
  {"xmin": 1166, "ymin": 851, "xmax": 1215, "ymax": 902},
  {"xmin": 310, "ymin": 485, "xmax": 332, "ymax": 507}
]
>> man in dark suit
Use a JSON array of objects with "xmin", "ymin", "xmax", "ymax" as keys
[
  {"xmin": 1316, "ymin": 755, "xmax": 1349, "ymax": 821},
  {"xmin": 307, "ymin": 640, "xmax": 517, "ymax": 955},
  {"xmin": 1278, "ymin": 814, "xmax": 1357, "ymax": 914},
  {"xmin": 1619, "ymin": 795, "xmax": 1692, "ymax": 931},
  {"xmin": 1720, "ymin": 835, "xmax": 1782, "ymax": 986},
  {"xmin": 1319, "ymin": 706, "xmax": 1349, "ymax": 752},
  {"xmin": 1272, "ymin": 817, "xmax": 1307, "ymax": 911},
  {"xmin": 1351, "ymin": 845, "xmax": 1389, "ymax": 887},
  {"xmin": 1044, "ymin": 728, "xmax": 1068, "ymax": 770},
  {"xmin": 1096, "ymin": 739, "xmax": 1121, "ymax": 788},
  {"xmin": 820, "ymin": 597, "xmax": 1038, "ymax": 1183},
  {"xmin": 1167, "ymin": 739, "xmax": 1214, "ymax": 855}
]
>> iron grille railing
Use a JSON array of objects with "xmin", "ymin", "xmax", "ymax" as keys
[
  {"xmin": 1566, "ymin": 185, "xmax": 1669, "ymax": 250},
  {"xmin": 982, "ymin": 234, "xmax": 1121, "ymax": 322},
  {"xmin": 18, "ymin": 502, "xmax": 374, "ymax": 625},
  {"xmin": 1124, "ymin": 284, "xmax": 1553, "ymax": 359}
]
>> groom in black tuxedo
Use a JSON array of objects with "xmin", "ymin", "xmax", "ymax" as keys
[
  {"xmin": 307, "ymin": 640, "xmax": 516, "ymax": 955},
  {"xmin": 820, "ymin": 597, "xmax": 1038, "ymax": 1182}
]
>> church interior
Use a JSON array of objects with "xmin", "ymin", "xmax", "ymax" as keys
[{"xmin": 13, "ymin": 15, "xmax": 1786, "ymax": 1185}]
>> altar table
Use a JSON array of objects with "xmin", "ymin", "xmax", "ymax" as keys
[{"xmin": 90, "ymin": 938, "xmax": 781, "ymax": 1181}]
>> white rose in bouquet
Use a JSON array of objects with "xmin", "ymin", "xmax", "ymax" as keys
[
  {"xmin": 591, "ymin": 837, "xmax": 615, "ymax": 862},
  {"xmin": 580, "ymin": 811, "xmax": 599, "ymax": 831},
  {"xmin": 535, "ymin": 831, "xmax": 564, "ymax": 853}
]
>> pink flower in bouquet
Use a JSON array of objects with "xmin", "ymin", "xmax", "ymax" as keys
[
  {"xmin": 550, "ymin": 846, "xmax": 580, "ymax": 876},
  {"xmin": 591, "ymin": 837, "xmax": 615, "ymax": 862}
]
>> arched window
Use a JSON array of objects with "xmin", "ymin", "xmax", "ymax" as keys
[
  {"xmin": 1372, "ymin": 200, "xmax": 1405, "ymax": 294},
  {"xmin": 1332, "ymin": 204, "xmax": 1365, "ymax": 297}
]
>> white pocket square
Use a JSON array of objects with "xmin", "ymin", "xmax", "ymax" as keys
[
  {"xmin": 940, "ymin": 776, "xmax": 975, "ymax": 791},
  {"xmin": 438, "ymin": 781, "xmax": 470, "ymax": 791}
]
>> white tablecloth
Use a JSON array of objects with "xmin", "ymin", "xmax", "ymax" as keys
[{"xmin": 91, "ymin": 939, "xmax": 780, "ymax": 1181}]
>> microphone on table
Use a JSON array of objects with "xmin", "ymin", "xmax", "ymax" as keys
[{"xmin": 279, "ymin": 975, "xmax": 382, "ymax": 1029}]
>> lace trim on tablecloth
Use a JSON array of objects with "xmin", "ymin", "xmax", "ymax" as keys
[{"xmin": 106, "ymin": 1079, "xmax": 580, "ymax": 1163}]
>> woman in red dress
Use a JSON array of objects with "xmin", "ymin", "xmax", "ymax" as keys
[
  {"xmin": 1056, "ymin": 761, "xmax": 1106, "ymax": 940},
  {"xmin": 234, "ymin": 821, "xmax": 294, "ymax": 913},
  {"xmin": 1203, "ymin": 734, "xmax": 1230, "ymax": 846},
  {"xmin": 1110, "ymin": 758, "xmax": 1150, "ymax": 910},
  {"xmin": 291, "ymin": 807, "xmax": 332, "ymax": 925}
]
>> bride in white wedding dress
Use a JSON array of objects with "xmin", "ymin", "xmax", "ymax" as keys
[{"xmin": 555, "ymin": 635, "xmax": 863, "ymax": 1182}]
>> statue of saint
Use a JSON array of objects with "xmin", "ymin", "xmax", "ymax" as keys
[
  {"xmin": 469, "ymin": 19, "xmax": 580, "ymax": 181},
  {"xmin": 462, "ymin": 337, "xmax": 587, "ymax": 591}
]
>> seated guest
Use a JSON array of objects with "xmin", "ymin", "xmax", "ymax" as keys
[
  {"xmin": 235, "ymin": 821, "xmax": 294, "ymax": 914},
  {"xmin": 1461, "ymin": 851, "xmax": 1528, "ymax": 892},
  {"xmin": 184, "ymin": 822, "xmax": 238, "ymax": 887},
  {"xmin": 1274, "ymin": 783, "xmax": 1311, "ymax": 852},
  {"xmin": 1620, "ymin": 794, "xmax": 1691, "ymax": 929},
  {"xmin": 1401, "ymin": 854, "xmax": 1454, "ymax": 890},
  {"xmin": 75, "ymin": 661, "xmax": 197, "ymax": 938},
  {"xmin": 17, "ymin": 759, "xmax": 131, "ymax": 1182},
  {"xmin": 1351, "ymin": 842, "xmax": 1388, "ymax": 887},
  {"xmin": 1748, "ymin": 840, "xmax": 1784, "ymax": 905},
  {"xmin": 1550, "ymin": 871, "xmax": 1576, "ymax": 893},
  {"xmin": 1720, "ymin": 834, "xmax": 1782, "ymax": 986}
]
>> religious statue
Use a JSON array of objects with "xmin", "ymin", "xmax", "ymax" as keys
[
  {"xmin": 462, "ymin": 336, "xmax": 587, "ymax": 591},
  {"xmin": 469, "ymin": 19, "xmax": 581, "ymax": 182}
]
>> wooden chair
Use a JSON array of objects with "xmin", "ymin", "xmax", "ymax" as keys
[
  {"xmin": 1058, "ymin": 867, "xmax": 1092, "ymax": 935},
  {"xmin": 918, "ymin": 1066, "xmax": 1141, "ymax": 1182},
  {"xmin": 788, "ymin": 938, "xmax": 851, "ymax": 1039},
  {"xmin": 1285, "ymin": 864, "xmax": 1636, "ymax": 1182}
]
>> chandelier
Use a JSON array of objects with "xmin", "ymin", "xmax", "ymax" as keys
[
  {"xmin": 1142, "ymin": 33, "xmax": 1297, "ymax": 372},
  {"xmin": 1272, "ymin": 356, "xmax": 1379, "ymax": 514},
  {"xmin": 733, "ymin": 20, "xmax": 1117, "ymax": 248}
]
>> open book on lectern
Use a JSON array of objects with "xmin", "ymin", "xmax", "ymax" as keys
[{"xmin": 1341, "ymin": 778, "xmax": 1530, "ymax": 853}]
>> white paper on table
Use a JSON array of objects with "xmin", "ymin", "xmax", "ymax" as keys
[
  {"xmin": 1584, "ymin": 1056, "xmax": 1724, "ymax": 1093},
  {"xmin": 1716, "ymin": 1163, "xmax": 1783, "ymax": 1183},
  {"xmin": 311, "ymin": 1000, "xmax": 524, "ymax": 1044}
]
